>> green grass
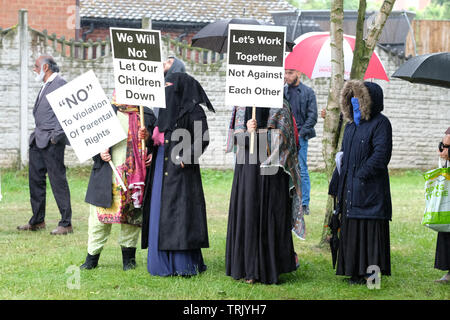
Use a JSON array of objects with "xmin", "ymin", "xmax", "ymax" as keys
[{"xmin": 0, "ymin": 167, "xmax": 448, "ymax": 300}]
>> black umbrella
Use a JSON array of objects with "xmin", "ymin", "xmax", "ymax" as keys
[
  {"xmin": 329, "ymin": 204, "xmax": 340, "ymax": 269},
  {"xmin": 191, "ymin": 18, "xmax": 293, "ymax": 54},
  {"xmin": 328, "ymin": 168, "xmax": 340, "ymax": 269},
  {"xmin": 392, "ymin": 52, "xmax": 450, "ymax": 88}
]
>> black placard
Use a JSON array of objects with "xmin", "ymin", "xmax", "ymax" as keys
[
  {"xmin": 228, "ymin": 29, "xmax": 285, "ymax": 67},
  {"xmin": 111, "ymin": 29, "xmax": 161, "ymax": 62}
]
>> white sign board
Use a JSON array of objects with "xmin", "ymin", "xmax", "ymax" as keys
[
  {"xmin": 47, "ymin": 70, "xmax": 127, "ymax": 163},
  {"xmin": 225, "ymin": 24, "xmax": 286, "ymax": 108},
  {"xmin": 110, "ymin": 27, "xmax": 165, "ymax": 108}
]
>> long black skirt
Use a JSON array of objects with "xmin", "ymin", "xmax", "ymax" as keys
[
  {"xmin": 336, "ymin": 211, "xmax": 391, "ymax": 277},
  {"xmin": 225, "ymin": 153, "xmax": 296, "ymax": 284},
  {"xmin": 435, "ymin": 232, "xmax": 450, "ymax": 271}
]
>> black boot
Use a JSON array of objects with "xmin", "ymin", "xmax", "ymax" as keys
[
  {"xmin": 80, "ymin": 253, "xmax": 100, "ymax": 270},
  {"xmin": 121, "ymin": 247, "xmax": 136, "ymax": 271},
  {"xmin": 348, "ymin": 275, "xmax": 366, "ymax": 285}
]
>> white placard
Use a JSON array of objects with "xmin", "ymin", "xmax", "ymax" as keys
[
  {"xmin": 46, "ymin": 70, "xmax": 127, "ymax": 163},
  {"xmin": 110, "ymin": 27, "xmax": 166, "ymax": 108},
  {"xmin": 225, "ymin": 24, "xmax": 286, "ymax": 108}
]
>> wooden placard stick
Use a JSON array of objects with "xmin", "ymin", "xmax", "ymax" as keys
[
  {"xmin": 250, "ymin": 106, "xmax": 256, "ymax": 154},
  {"xmin": 139, "ymin": 105, "xmax": 146, "ymax": 160},
  {"xmin": 108, "ymin": 160, "xmax": 127, "ymax": 192}
]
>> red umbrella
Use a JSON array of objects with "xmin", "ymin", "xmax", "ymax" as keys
[{"xmin": 285, "ymin": 32, "xmax": 389, "ymax": 81}]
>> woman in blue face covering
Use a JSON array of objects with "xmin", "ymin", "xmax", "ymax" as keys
[{"xmin": 333, "ymin": 80, "xmax": 393, "ymax": 285}]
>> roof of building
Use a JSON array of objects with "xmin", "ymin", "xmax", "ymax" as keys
[{"xmin": 80, "ymin": 0, "xmax": 296, "ymax": 24}]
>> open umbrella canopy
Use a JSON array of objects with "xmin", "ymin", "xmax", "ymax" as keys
[
  {"xmin": 285, "ymin": 32, "xmax": 389, "ymax": 81},
  {"xmin": 191, "ymin": 18, "xmax": 293, "ymax": 54},
  {"xmin": 191, "ymin": 18, "xmax": 264, "ymax": 54},
  {"xmin": 392, "ymin": 52, "xmax": 450, "ymax": 88}
]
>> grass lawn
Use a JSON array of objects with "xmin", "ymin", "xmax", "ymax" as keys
[{"xmin": 0, "ymin": 167, "xmax": 448, "ymax": 300}]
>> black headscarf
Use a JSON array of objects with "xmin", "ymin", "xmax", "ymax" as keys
[
  {"xmin": 156, "ymin": 72, "xmax": 215, "ymax": 132},
  {"xmin": 165, "ymin": 56, "xmax": 186, "ymax": 80},
  {"xmin": 153, "ymin": 57, "xmax": 187, "ymax": 119}
]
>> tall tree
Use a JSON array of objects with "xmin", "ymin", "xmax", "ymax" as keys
[
  {"xmin": 319, "ymin": 0, "xmax": 396, "ymax": 246},
  {"xmin": 319, "ymin": 0, "xmax": 344, "ymax": 247}
]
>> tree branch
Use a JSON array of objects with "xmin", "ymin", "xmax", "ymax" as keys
[{"xmin": 350, "ymin": 0, "xmax": 396, "ymax": 79}]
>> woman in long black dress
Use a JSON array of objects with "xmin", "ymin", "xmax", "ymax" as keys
[
  {"xmin": 435, "ymin": 128, "xmax": 450, "ymax": 283},
  {"xmin": 335, "ymin": 80, "xmax": 393, "ymax": 284},
  {"xmin": 225, "ymin": 101, "xmax": 303, "ymax": 284},
  {"xmin": 141, "ymin": 71, "xmax": 214, "ymax": 277}
]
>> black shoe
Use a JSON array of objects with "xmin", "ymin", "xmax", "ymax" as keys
[
  {"xmin": 17, "ymin": 222, "xmax": 46, "ymax": 231},
  {"xmin": 121, "ymin": 247, "xmax": 136, "ymax": 271},
  {"xmin": 347, "ymin": 276, "xmax": 367, "ymax": 285},
  {"xmin": 80, "ymin": 253, "xmax": 100, "ymax": 270}
]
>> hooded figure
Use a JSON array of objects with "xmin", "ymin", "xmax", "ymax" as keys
[
  {"xmin": 152, "ymin": 56, "xmax": 187, "ymax": 118},
  {"xmin": 165, "ymin": 56, "xmax": 186, "ymax": 78},
  {"xmin": 141, "ymin": 69, "xmax": 214, "ymax": 277},
  {"xmin": 334, "ymin": 80, "xmax": 392, "ymax": 284}
]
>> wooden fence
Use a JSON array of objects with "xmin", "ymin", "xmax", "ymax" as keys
[
  {"xmin": 406, "ymin": 20, "xmax": 450, "ymax": 56},
  {"xmin": 0, "ymin": 25, "xmax": 224, "ymax": 66}
]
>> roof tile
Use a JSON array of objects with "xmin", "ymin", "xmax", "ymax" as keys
[{"xmin": 80, "ymin": 0, "xmax": 295, "ymax": 23}]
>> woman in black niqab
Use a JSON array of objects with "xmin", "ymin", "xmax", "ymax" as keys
[{"xmin": 141, "ymin": 58, "xmax": 215, "ymax": 277}]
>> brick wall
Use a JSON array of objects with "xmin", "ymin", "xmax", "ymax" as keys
[
  {"xmin": 1, "ymin": 25, "xmax": 449, "ymax": 171},
  {"xmin": 81, "ymin": 26, "xmax": 109, "ymax": 41},
  {"xmin": 0, "ymin": 0, "xmax": 77, "ymax": 40},
  {"xmin": 0, "ymin": 26, "xmax": 22, "ymax": 167}
]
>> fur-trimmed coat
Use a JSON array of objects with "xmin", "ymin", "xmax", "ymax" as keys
[{"xmin": 335, "ymin": 80, "xmax": 393, "ymax": 220}]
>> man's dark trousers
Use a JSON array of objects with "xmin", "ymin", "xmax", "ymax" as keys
[{"xmin": 28, "ymin": 140, "xmax": 72, "ymax": 227}]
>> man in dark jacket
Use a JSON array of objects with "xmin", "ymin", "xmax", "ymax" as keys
[
  {"xmin": 284, "ymin": 68, "xmax": 317, "ymax": 215},
  {"xmin": 335, "ymin": 80, "xmax": 392, "ymax": 284},
  {"xmin": 17, "ymin": 55, "xmax": 73, "ymax": 235}
]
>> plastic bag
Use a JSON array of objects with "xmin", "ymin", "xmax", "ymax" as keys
[{"xmin": 423, "ymin": 159, "xmax": 450, "ymax": 232}]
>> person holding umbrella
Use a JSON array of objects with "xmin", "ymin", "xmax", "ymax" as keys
[
  {"xmin": 435, "ymin": 127, "xmax": 450, "ymax": 284},
  {"xmin": 334, "ymin": 80, "xmax": 392, "ymax": 285}
]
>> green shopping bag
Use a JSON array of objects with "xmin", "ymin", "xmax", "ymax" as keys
[{"xmin": 423, "ymin": 161, "xmax": 450, "ymax": 232}]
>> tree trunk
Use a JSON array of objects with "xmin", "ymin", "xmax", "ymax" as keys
[{"xmin": 319, "ymin": 0, "xmax": 344, "ymax": 247}]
